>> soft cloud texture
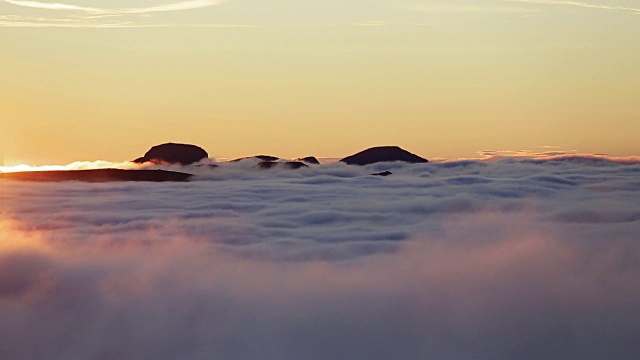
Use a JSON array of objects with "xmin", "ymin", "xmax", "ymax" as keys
[
  {"xmin": 4, "ymin": 0, "xmax": 639, "ymax": 28},
  {"xmin": 2, "ymin": 0, "xmax": 222, "ymax": 14},
  {"xmin": 502, "ymin": 0, "xmax": 640, "ymax": 14},
  {"xmin": 1, "ymin": 157, "xmax": 640, "ymax": 358},
  {"xmin": 0, "ymin": 0, "xmax": 229, "ymax": 27}
]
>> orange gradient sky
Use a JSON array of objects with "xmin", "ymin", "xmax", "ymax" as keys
[{"xmin": 1, "ymin": 0, "xmax": 639, "ymax": 165}]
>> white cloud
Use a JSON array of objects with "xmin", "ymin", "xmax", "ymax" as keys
[
  {"xmin": 120, "ymin": 0, "xmax": 221, "ymax": 14},
  {"xmin": 2, "ymin": 0, "xmax": 223, "ymax": 14},
  {"xmin": 401, "ymin": 0, "xmax": 640, "ymax": 15},
  {"xmin": 353, "ymin": 20, "xmax": 387, "ymax": 26},
  {"xmin": 0, "ymin": 18, "xmax": 254, "ymax": 28},
  {"xmin": 1, "ymin": 157, "xmax": 640, "ymax": 358},
  {"xmin": 501, "ymin": 0, "xmax": 640, "ymax": 14},
  {"xmin": 3, "ymin": 0, "xmax": 110, "ymax": 13},
  {"xmin": 405, "ymin": 4, "xmax": 538, "ymax": 13},
  {"xmin": 0, "ymin": 0, "xmax": 229, "ymax": 27}
]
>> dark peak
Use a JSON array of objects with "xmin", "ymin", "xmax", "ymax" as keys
[
  {"xmin": 340, "ymin": 146, "xmax": 428, "ymax": 166},
  {"xmin": 255, "ymin": 161, "xmax": 309, "ymax": 170},
  {"xmin": 256, "ymin": 155, "xmax": 279, "ymax": 162},
  {"xmin": 133, "ymin": 143, "xmax": 208, "ymax": 166},
  {"xmin": 231, "ymin": 155, "xmax": 280, "ymax": 163},
  {"xmin": 296, "ymin": 156, "xmax": 320, "ymax": 164},
  {"xmin": 256, "ymin": 161, "xmax": 278, "ymax": 169},
  {"xmin": 283, "ymin": 161, "xmax": 309, "ymax": 169},
  {"xmin": 372, "ymin": 171, "xmax": 393, "ymax": 176}
]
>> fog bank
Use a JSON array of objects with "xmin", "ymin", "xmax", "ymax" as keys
[{"xmin": 1, "ymin": 157, "xmax": 639, "ymax": 359}]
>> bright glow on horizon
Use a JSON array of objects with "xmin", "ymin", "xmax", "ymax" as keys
[
  {"xmin": 2, "ymin": 151, "xmax": 640, "ymax": 174},
  {"xmin": 0, "ymin": 160, "xmax": 139, "ymax": 173}
]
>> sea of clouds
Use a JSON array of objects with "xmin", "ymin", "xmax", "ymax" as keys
[{"xmin": 1, "ymin": 157, "xmax": 640, "ymax": 359}]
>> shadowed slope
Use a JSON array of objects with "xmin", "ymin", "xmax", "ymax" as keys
[
  {"xmin": 134, "ymin": 143, "xmax": 208, "ymax": 165},
  {"xmin": 340, "ymin": 146, "xmax": 428, "ymax": 165},
  {"xmin": 256, "ymin": 161, "xmax": 309, "ymax": 170},
  {"xmin": 231, "ymin": 155, "xmax": 280, "ymax": 162},
  {"xmin": 1, "ymin": 169, "xmax": 193, "ymax": 182},
  {"xmin": 296, "ymin": 156, "xmax": 320, "ymax": 164}
]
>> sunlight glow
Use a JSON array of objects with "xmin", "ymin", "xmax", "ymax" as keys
[{"xmin": 0, "ymin": 161, "xmax": 139, "ymax": 173}]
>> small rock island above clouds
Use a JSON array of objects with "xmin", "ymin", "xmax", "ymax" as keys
[
  {"xmin": 2, "ymin": 143, "xmax": 430, "ymax": 182},
  {"xmin": 340, "ymin": 146, "xmax": 429, "ymax": 166},
  {"xmin": 131, "ymin": 143, "xmax": 429, "ymax": 168},
  {"xmin": 133, "ymin": 143, "xmax": 209, "ymax": 165}
]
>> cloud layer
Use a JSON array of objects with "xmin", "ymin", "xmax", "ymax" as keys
[{"xmin": 1, "ymin": 157, "xmax": 640, "ymax": 358}]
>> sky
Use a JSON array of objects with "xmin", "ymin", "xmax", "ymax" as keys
[
  {"xmin": 2, "ymin": 157, "xmax": 640, "ymax": 358},
  {"xmin": 1, "ymin": 0, "xmax": 639, "ymax": 165}
]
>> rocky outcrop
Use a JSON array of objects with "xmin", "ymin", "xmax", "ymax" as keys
[
  {"xmin": 340, "ymin": 146, "xmax": 428, "ymax": 165},
  {"xmin": 134, "ymin": 143, "xmax": 208, "ymax": 165},
  {"xmin": 296, "ymin": 156, "xmax": 320, "ymax": 165},
  {"xmin": 256, "ymin": 161, "xmax": 309, "ymax": 170},
  {"xmin": 2, "ymin": 169, "xmax": 193, "ymax": 182},
  {"xmin": 256, "ymin": 161, "xmax": 278, "ymax": 169},
  {"xmin": 232, "ymin": 155, "xmax": 279, "ymax": 162},
  {"xmin": 256, "ymin": 155, "xmax": 279, "ymax": 162},
  {"xmin": 372, "ymin": 171, "xmax": 393, "ymax": 176},
  {"xmin": 283, "ymin": 161, "xmax": 309, "ymax": 169}
]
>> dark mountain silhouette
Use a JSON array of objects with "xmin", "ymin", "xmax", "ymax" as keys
[
  {"xmin": 283, "ymin": 161, "xmax": 309, "ymax": 169},
  {"xmin": 256, "ymin": 161, "xmax": 278, "ymax": 169},
  {"xmin": 134, "ymin": 143, "xmax": 208, "ymax": 165},
  {"xmin": 340, "ymin": 146, "xmax": 428, "ymax": 165},
  {"xmin": 232, "ymin": 155, "xmax": 279, "ymax": 162},
  {"xmin": 256, "ymin": 161, "xmax": 309, "ymax": 170},
  {"xmin": 372, "ymin": 171, "xmax": 393, "ymax": 176},
  {"xmin": 296, "ymin": 156, "xmax": 320, "ymax": 164},
  {"xmin": 2, "ymin": 169, "xmax": 193, "ymax": 182}
]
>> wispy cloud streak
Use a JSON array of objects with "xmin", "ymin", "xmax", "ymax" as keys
[
  {"xmin": 2, "ymin": 0, "xmax": 222, "ymax": 14},
  {"xmin": 501, "ymin": 0, "xmax": 640, "ymax": 14},
  {"xmin": 0, "ymin": 18, "xmax": 254, "ymax": 28},
  {"xmin": 405, "ymin": 4, "xmax": 538, "ymax": 13},
  {"xmin": 402, "ymin": 0, "xmax": 640, "ymax": 15},
  {"xmin": 353, "ymin": 20, "xmax": 387, "ymax": 26},
  {"xmin": 120, "ymin": 0, "xmax": 220, "ymax": 14},
  {"xmin": 0, "ymin": 0, "xmax": 235, "ymax": 27},
  {"xmin": 3, "ymin": 0, "xmax": 109, "ymax": 13}
]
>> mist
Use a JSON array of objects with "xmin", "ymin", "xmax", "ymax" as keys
[{"xmin": 1, "ymin": 157, "xmax": 640, "ymax": 359}]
